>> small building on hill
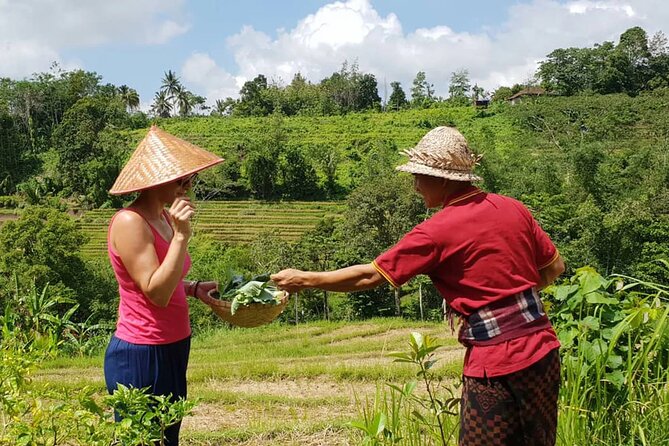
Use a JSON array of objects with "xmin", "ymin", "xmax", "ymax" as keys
[
  {"xmin": 508, "ymin": 87, "xmax": 546, "ymax": 105},
  {"xmin": 473, "ymin": 98, "xmax": 491, "ymax": 108}
]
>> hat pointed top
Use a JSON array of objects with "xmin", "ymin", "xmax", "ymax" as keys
[{"xmin": 109, "ymin": 125, "xmax": 224, "ymax": 195}]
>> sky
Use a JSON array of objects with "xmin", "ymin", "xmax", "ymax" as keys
[{"xmin": 1, "ymin": 0, "xmax": 668, "ymax": 109}]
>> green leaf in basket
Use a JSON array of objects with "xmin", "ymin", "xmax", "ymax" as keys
[{"xmin": 227, "ymin": 280, "xmax": 283, "ymax": 315}]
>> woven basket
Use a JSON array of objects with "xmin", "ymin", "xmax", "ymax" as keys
[{"xmin": 199, "ymin": 289, "xmax": 289, "ymax": 328}]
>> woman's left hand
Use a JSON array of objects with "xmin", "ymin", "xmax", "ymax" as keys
[{"xmin": 193, "ymin": 281, "xmax": 217, "ymax": 300}]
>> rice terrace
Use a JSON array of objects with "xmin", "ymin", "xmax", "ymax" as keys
[
  {"xmin": 1, "ymin": 1, "xmax": 669, "ymax": 445},
  {"xmin": 78, "ymin": 201, "xmax": 346, "ymax": 258}
]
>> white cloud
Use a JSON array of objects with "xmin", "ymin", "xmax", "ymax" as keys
[
  {"xmin": 182, "ymin": 52, "xmax": 242, "ymax": 100},
  {"xmin": 567, "ymin": 1, "xmax": 636, "ymax": 17},
  {"xmin": 183, "ymin": 0, "xmax": 669, "ymax": 104},
  {"xmin": 0, "ymin": 40, "xmax": 68, "ymax": 78},
  {"xmin": 0, "ymin": 0, "xmax": 189, "ymax": 78}
]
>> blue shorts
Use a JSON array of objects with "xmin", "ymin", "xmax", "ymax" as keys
[{"xmin": 104, "ymin": 335, "xmax": 191, "ymax": 445}]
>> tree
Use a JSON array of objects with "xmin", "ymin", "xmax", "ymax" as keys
[
  {"xmin": 311, "ymin": 144, "xmax": 342, "ymax": 197},
  {"xmin": 51, "ymin": 95, "xmax": 126, "ymax": 205},
  {"xmin": 151, "ymin": 90, "xmax": 172, "ymax": 118},
  {"xmin": 471, "ymin": 84, "xmax": 485, "ymax": 101},
  {"xmin": 212, "ymin": 98, "xmax": 236, "ymax": 116},
  {"xmin": 339, "ymin": 174, "xmax": 426, "ymax": 317},
  {"xmin": 492, "ymin": 86, "xmax": 513, "ymax": 101},
  {"xmin": 175, "ymin": 86, "xmax": 193, "ymax": 117},
  {"xmin": 538, "ymin": 47, "xmax": 595, "ymax": 95},
  {"xmin": 117, "ymin": 85, "xmax": 140, "ymax": 111},
  {"xmin": 244, "ymin": 150, "xmax": 278, "ymax": 199},
  {"xmin": 356, "ymin": 73, "xmax": 382, "ymax": 111},
  {"xmin": 618, "ymin": 27, "xmax": 651, "ymax": 68},
  {"xmin": 283, "ymin": 72, "xmax": 321, "ymax": 116},
  {"xmin": 292, "ymin": 218, "xmax": 339, "ymax": 320},
  {"xmin": 387, "ymin": 81, "xmax": 407, "ymax": 111},
  {"xmin": 536, "ymin": 26, "xmax": 665, "ymax": 96},
  {"xmin": 649, "ymin": 31, "xmax": 668, "ymax": 58},
  {"xmin": 320, "ymin": 61, "xmax": 360, "ymax": 114},
  {"xmin": 279, "ymin": 147, "xmax": 320, "ymax": 199},
  {"xmin": 236, "ymin": 74, "xmax": 273, "ymax": 117},
  {"xmin": 161, "ymin": 70, "xmax": 182, "ymax": 104},
  {"xmin": 0, "ymin": 206, "xmax": 86, "ymax": 297},
  {"xmin": 448, "ymin": 69, "xmax": 471, "ymax": 105},
  {"xmin": 410, "ymin": 71, "xmax": 434, "ymax": 108},
  {"xmin": 616, "ymin": 26, "xmax": 652, "ymax": 94}
]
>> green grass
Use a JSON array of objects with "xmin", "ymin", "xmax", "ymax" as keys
[{"xmin": 33, "ymin": 318, "xmax": 462, "ymax": 445}]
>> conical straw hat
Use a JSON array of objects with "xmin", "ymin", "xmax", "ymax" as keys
[
  {"xmin": 396, "ymin": 126, "xmax": 482, "ymax": 181},
  {"xmin": 109, "ymin": 125, "xmax": 224, "ymax": 195}
]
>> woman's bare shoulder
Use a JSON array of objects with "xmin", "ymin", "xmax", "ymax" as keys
[{"xmin": 110, "ymin": 210, "xmax": 153, "ymax": 245}]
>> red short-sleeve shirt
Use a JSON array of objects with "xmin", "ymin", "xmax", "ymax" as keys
[{"xmin": 373, "ymin": 186, "xmax": 560, "ymax": 377}]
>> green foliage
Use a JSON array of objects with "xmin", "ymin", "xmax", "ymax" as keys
[
  {"xmin": 500, "ymin": 91, "xmax": 669, "ymax": 279},
  {"xmin": 447, "ymin": 69, "xmax": 471, "ymax": 106},
  {"xmin": 538, "ymin": 26, "xmax": 668, "ymax": 96},
  {"xmin": 51, "ymin": 96, "xmax": 127, "ymax": 206},
  {"xmin": 387, "ymin": 81, "xmax": 408, "ymax": 111},
  {"xmin": 340, "ymin": 174, "xmax": 424, "ymax": 261},
  {"xmin": 0, "ymin": 206, "xmax": 117, "ymax": 324},
  {"xmin": 245, "ymin": 149, "xmax": 279, "ymax": 198},
  {"xmin": 0, "ymin": 206, "xmax": 85, "ymax": 293},
  {"xmin": 410, "ymin": 71, "xmax": 436, "ymax": 108},
  {"xmin": 278, "ymin": 147, "xmax": 320, "ymax": 199},
  {"xmin": 0, "ymin": 345, "xmax": 196, "ymax": 445},
  {"xmin": 107, "ymin": 384, "xmax": 197, "ymax": 446},
  {"xmin": 351, "ymin": 332, "xmax": 460, "ymax": 445},
  {"xmin": 545, "ymin": 266, "xmax": 669, "ymax": 444},
  {"xmin": 235, "ymin": 74, "xmax": 274, "ymax": 117},
  {"xmin": 0, "ymin": 278, "xmax": 109, "ymax": 357}
]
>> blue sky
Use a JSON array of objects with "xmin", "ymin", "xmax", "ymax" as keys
[{"xmin": 2, "ymin": 0, "xmax": 668, "ymax": 109}]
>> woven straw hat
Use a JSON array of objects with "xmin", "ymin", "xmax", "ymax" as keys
[
  {"xmin": 396, "ymin": 126, "xmax": 481, "ymax": 181},
  {"xmin": 109, "ymin": 125, "xmax": 224, "ymax": 195}
]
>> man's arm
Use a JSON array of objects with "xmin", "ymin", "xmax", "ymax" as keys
[
  {"xmin": 271, "ymin": 264, "xmax": 387, "ymax": 294},
  {"xmin": 537, "ymin": 255, "xmax": 565, "ymax": 290}
]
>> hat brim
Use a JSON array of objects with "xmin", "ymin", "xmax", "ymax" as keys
[
  {"xmin": 396, "ymin": 161, "xmax": 482, "ymax": 182},
  {"xmin": 109, "ymin": 158, "xmax": 224, "ymax": 195}
]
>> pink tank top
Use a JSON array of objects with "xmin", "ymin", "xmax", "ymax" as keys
[{"xmin": 108, "ymin": 208, "xmax": 192, "ymax": 344}]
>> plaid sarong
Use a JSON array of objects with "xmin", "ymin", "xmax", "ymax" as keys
[
  {"xmin": 459, "ymin": 288, "xmax": 551, "ymax": 346},
  {"xmin": 460, "ymin": 349, "xmax": 560, "ymax": 446}
]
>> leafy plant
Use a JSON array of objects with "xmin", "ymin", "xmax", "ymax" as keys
[
  {"xmin": 211, "ymin": 272, "xmax": 284, "ymax": 314},
  {"xmin": 545, "ymin": 265, "xmax": 669, "ymax": 444},
  {"xmin": 351, "ymin": 332, "xmax": 460, "ymax": 445},
  {"xmin": 106, "ymin": 384, "xmax": 197, "ymax": 446}
]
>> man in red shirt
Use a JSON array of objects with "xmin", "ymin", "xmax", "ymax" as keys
[{"xmin": 272, "ymin": 126, "xmax": 565, "ymax": 446}]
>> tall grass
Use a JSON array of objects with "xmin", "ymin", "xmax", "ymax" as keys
[{"xmin": 547, "ymin": 266, "xmax": 669, "ymax": 445}]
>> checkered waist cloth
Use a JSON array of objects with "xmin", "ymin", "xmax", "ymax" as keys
[{"xmin": 458, "ymin": 288, "xmax": 551, "ymax": 347}]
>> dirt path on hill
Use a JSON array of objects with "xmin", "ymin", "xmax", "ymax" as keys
[{"xmin": 0, "ymin": 214, "xmax": 18, "ymax": 221}]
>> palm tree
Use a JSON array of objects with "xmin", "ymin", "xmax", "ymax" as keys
[
  {"xmin": 151, "ymin": 90, "xmax": 172, "ymax": 118},
  {"xmin": 117, "ymin": 85, "xmax": 140, "ymax": 111},
  {"xmin": 213, "ymin": 99, "xmax": 232, "ymax": 115},
  {"xmin": 161, "ymin": 70, "xmax": 182, "ymax": 103},
  {"xmin": 175, "ymin": 86, "xmax": 193, "ymax": 117}
]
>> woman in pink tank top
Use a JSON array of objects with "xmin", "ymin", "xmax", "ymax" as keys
[{"xmin": 104, "ymin": 125, "xmax": 224, "ymax": 446}]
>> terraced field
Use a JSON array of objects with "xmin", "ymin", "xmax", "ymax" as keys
[{"xmin": 78, "ymin": 200, "xmax": 345, "ymax": 258}]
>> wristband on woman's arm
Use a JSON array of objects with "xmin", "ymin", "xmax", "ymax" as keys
[{"xmin": 193, "ymin": 280, "xmax": 201, "ymax": 297}]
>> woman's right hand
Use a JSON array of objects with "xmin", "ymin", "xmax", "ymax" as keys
[{"xmin": 169, "ymin": 196, "xmax": 195, "ymax": 240}]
